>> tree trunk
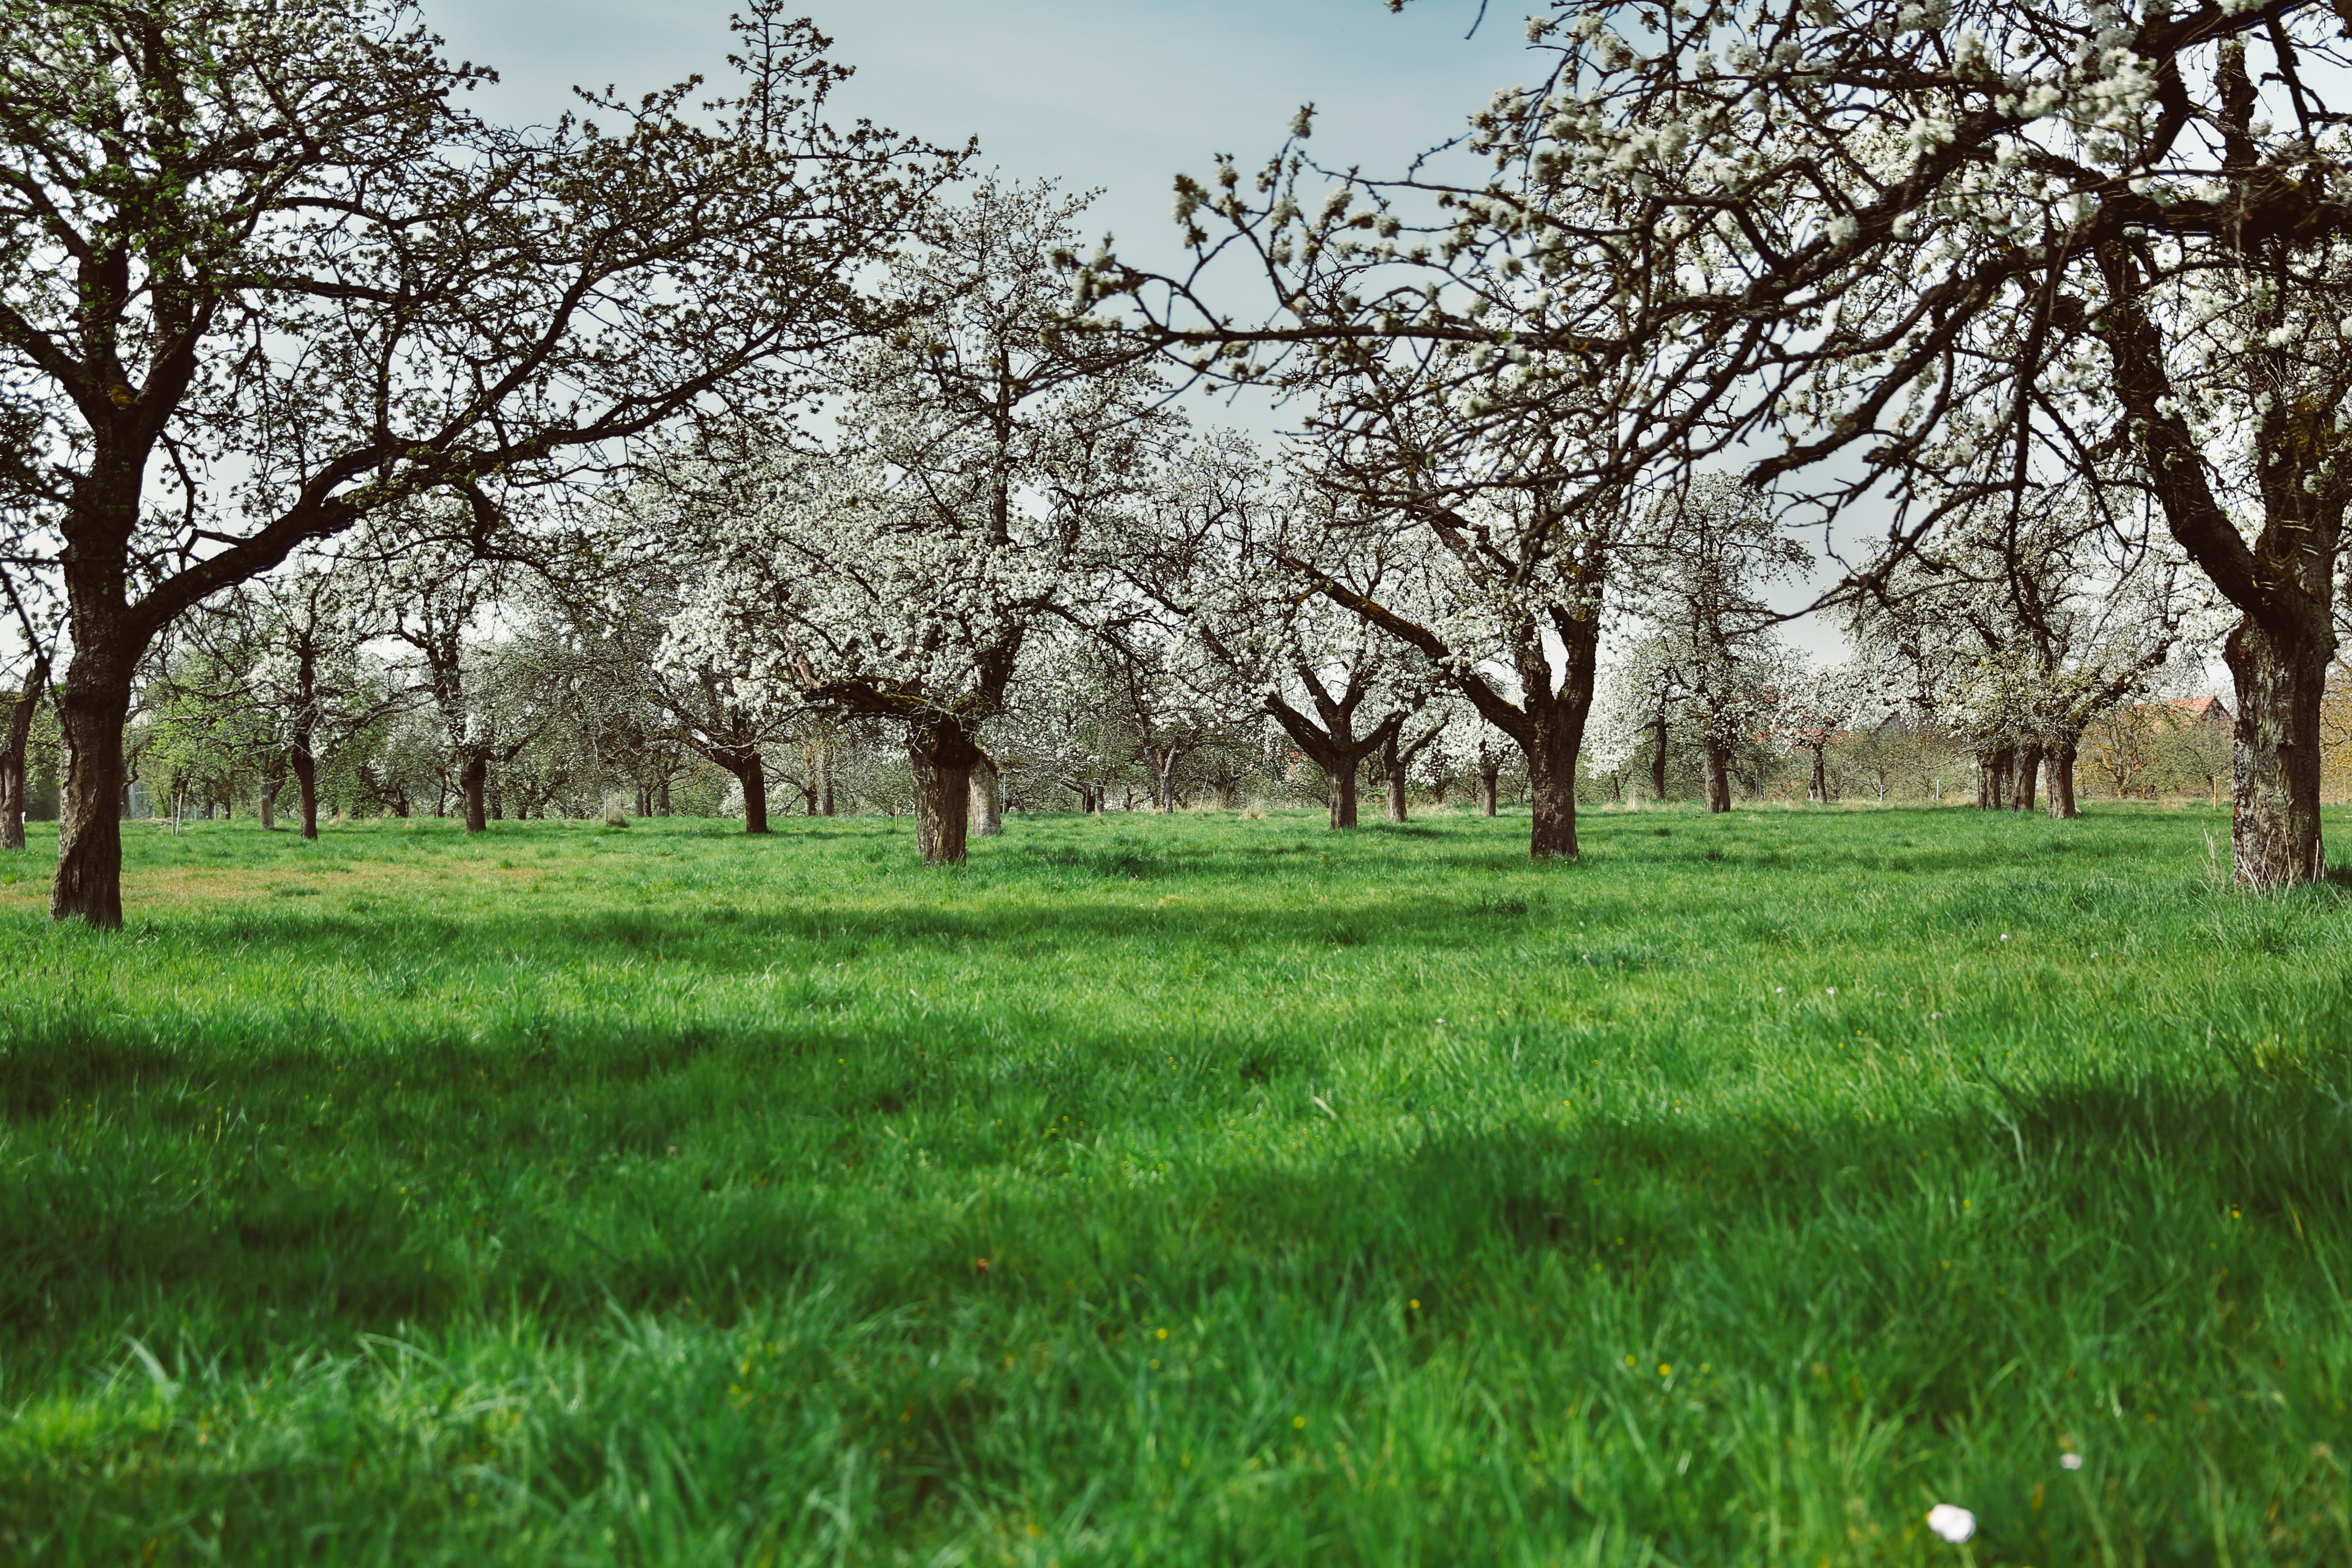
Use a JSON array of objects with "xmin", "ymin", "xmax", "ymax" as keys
[
  {"xmin": 50, "ymin": 654, "xmax": 134, "ymax": 926},
  {"xmin": 1649, "ymin": 713, "xmax": 1669, "ymax": 802},
  {"xmin": 461, "ymin": 752, "xmax": 488, "ymax": 833},
  {"xmin": 1479, "ymin": 766, "xmax": 1499, "ymax": 817},
  {"xmin": 1807, "ymin": 746, "xmax": 1828, "ymax": 804},
  {"xmin": 657, "ymin": 776, "xmax": 672, "ymax": 816},
  {"xmin": 1977, "ymin": 747, "xmax": 2014, "ymax": 810},
  {"xmin": 1702, "ymin": 737, "xmax": 1731, "ymax": 813},
  {"xmin": 971, "ymin": 753, "xmax": 1004, "ymax": 836},
  {"xmin": 1330, "ymin": 764, "xmax": 1359, "ymax": 829},
  {"xmin": 0, "ymin": 655, "xmax": 42, "ymax": 852},
  {"xmin": 1212, "ymin": 777, "xmax": 1235, "ymax": 810},
  {"xmin": 635, "ymin": 784, "xmax": 651, "ymax": 817},
  {"xmin": 292, "ymin": 748, "xmax": 320, "ymax": 839},
  {"xmin": 909, "ymin": 719, "xmax": 980, "ymax": 865},
  {"xmin": 0, "ymin": 752, "xmax": 22, "ymax": 852},
  {"xmin": 2226, "ymin": 615, "xmax": 2328, "ymax": 888},
  {"xmin": 1266, "ymin": 700, "xmax": 1396, "ymax": 833},
  {"xmin": 1382, "ymin": 730, "xmax": 1408, "ymax": 823},
  {"xmin": 1526, "ymin": 714, "xmax": 1581, "ymax": 858},
  {"xmin": 729, "ymin": 753, "xmax": 771, "ymax": 834},
  {"xmin": 2045, "ymin": 737, "xmax": 2079, "ymax": 819},
  {"xmin": 2012, "ymin": 744, "xmax": 2043, "ymax": 813}
]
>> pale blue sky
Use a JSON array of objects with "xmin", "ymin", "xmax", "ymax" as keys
[{"xmin": 434, "ymin": 1, "xmax": 1530, "ymax": 278}]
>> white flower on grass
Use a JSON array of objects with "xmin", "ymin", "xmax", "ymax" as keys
[
  {"xmin": 1926, "ymin": 1504, "xmax": 1976, "ymax": 1543},
  {"xmin": 2060, "ymin": 1452, "xmax": 2083, "ymax": 1470},
  {"xmin": 1826, "ymin": 987, "xmax": 1836, "ymax": 996}
]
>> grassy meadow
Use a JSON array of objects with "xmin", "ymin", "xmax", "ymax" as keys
[{"xmin": 2, "ymin": 802, "xmax": 2350, "ymax": 1565}]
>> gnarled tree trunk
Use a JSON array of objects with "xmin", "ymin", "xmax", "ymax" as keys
[
  {"xmin": 0, "ymin": 651, "xmax": 45, "ymax": 852},
  {"xmin": 1330, "ymin": 765, "xmax": 1360, "ymax": 829},
  {"xmin": 1976, "ymin": 747, "xmax": 2014, "ymax": 810},
  {"xmin": 2227, "ymin": 617, "xmax": 2328, "ymax": 888},
  {"xmin": 461, "ymin": 751, "xmax": 488, "ymax": 833},
  {"xmin": 1266, "ymin": 695, "xmax": 1398, "ymax": 833},
  {"xmin": 909, "ymin": 717, "xmax": 981, "ymax": 865},
  {"xmin": 1381, "ymin": 729, "xmax": 1408, "ymax": 823},
  {"xmin": 1702, "ymin": 737, "xmax": 1731, "ymax": 813},
  {"xmin": 1479, "ymin": 766, "xmax": 1499, "ymax": 817},
  {"xmin": 1648, "ymin": 713, "xmax": 1669, "ymax": 803},
  {"xmin": 970, "ymin": 753, "xmax": 1004, "ymax": 836},
  {"xmin": 292, "ymin": 746, "xmax": 320, "ymax": 839},
  {"xmin": 719, "ymin": 749, "xmax": 769, "ymax": 833},
  {"xmin": 2045, "ymin": 736, "xmax": 2079, "ymax": 819},
  {"xmin": 2011, "ymin": 744, "xmax": 2043, "ymax": 813},
  {"xmin": 1526, "ymin": 710, "xmax": 1583, "ymax": 858},
  {"xmin": 51, "ymin": 648, "xmax": 135, "ymax": 927}
]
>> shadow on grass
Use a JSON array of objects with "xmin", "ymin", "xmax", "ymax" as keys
[{"xmin": 7, "ymin": 991, "xmax": 2349, "ymax": 1368}]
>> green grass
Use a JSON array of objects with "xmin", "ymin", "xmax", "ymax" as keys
[{"xmin": 3, "ymin": 804, "xmax": 2350, "ymax": 1566}]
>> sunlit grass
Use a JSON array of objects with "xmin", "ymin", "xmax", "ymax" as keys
[{"xmin": 4, "ymin": 804, "xmax": 2350, "ymax": 1564}]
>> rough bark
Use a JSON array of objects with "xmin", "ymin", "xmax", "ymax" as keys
[
  {"xmin": 1526, "ymin": 711, "xmax": 1582, "ymax": 857},
  {"xmin": 1330, "ymin": 765, "xmax": 1361, "ymax": 829},
  {"xmin": 909, "ymin": 718, "xmax": 982, "ymax": 865},
  {"xmin": 0, "ymin": 755, "xmax": 23, "ymax": 852},
  {"xmin": 1148, "ymin": 747, "xmax": 1180, "ymax": 813},
  {"xmin": 2226, "ymin": 617, "xmax": 2328, "ymax": 888},
  {"xmin": 970, "ymin": 753, "xmax": 1004, "ymax": 836},
  {"xmin": 1648, "ymin": 713, "xmax": 1669, "ymax": 802},
  {"xmin": 461, "ymin": 753, "xmax": 488, "ymax": 833},
  {"xmin": 1381, "ymin": 729, "xmax": 1408, "ymax": 823},
  {"xmin": 1976, "ymin": 747, "xmax": 2014, "ymax": 810},
  {"xmin": 51, "ymin": 651, "xmax": 134, "ymax": 926},
  {"xmin": 1702, "ymin": 738, "xmax": 1732, "ymax": 813},
  {"xmin": 1806, "ymin": 746, "xmax": 1828, "ymax": 804},
  {"xmin": 2011, "ymin": 744, "xmax": 2043, "ymax": 813},
  {"xmin": 0, "ymin": 652, "xmax": 45, "ymax": 851},
  {"xmin": 1479, "ymin": 766, "xmax": 1499, "ymax": 817},
  {"xmin": 657, "ymin": 777, "xmax": 672, "ymax": 816},
  {"xmin": 2045, "ymin": 737, "xmax": 2079, "ymax": 819},
  {"xmin": 720, "ymin": 751, "xmax": 770, "ymax": 833},
  {"xmin": 292, "ymin": 747, "xmax": 320, "ymax": 839}
]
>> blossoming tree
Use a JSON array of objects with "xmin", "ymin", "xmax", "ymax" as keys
[
  {"xmin": 0, "ymin": 0, "xmax": 956, "ymax": 922},
  {"xmin": 1085, "ymin": 0, "xmax": 2352, "ymax": 884}
]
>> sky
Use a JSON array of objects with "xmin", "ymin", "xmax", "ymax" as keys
[
  {"xmin": 433, "ymin": 0, "xmax": 1530, "ymax": 283},
  {"xmin": 426, "ymin": 0, "xmax": 1860, "ymax": 657}
]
